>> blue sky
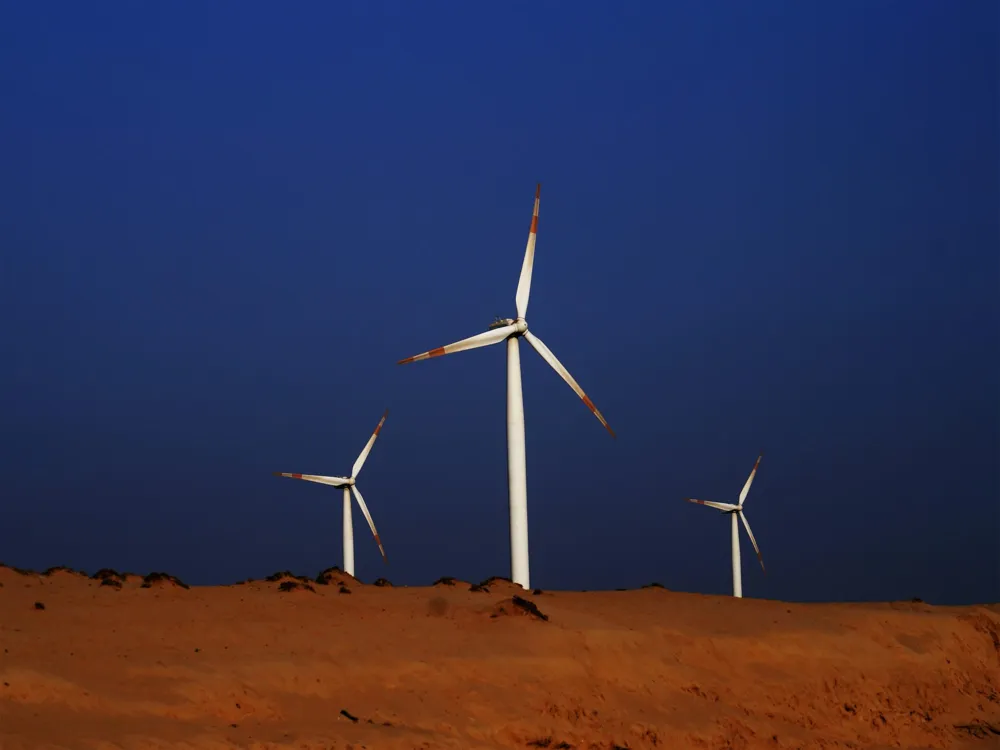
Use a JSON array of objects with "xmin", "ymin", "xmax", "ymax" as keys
[{"xmin": 1, "ymin": 1, "xmax": 996, "ymax": 603}]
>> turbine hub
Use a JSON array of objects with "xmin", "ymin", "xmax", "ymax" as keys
[{"xmin": 513, "ymin": 318, "xmax": 528, "ymax": 335}]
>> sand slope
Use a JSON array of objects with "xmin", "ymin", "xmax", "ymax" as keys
[{"xmin": 0, "ymin": 565, "xmax": 997, "ymax": 749}]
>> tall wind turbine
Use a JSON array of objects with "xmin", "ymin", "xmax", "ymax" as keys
[
  {"xmin": 274, "ymin": 410, "xmax": 389, "ymax": 578},
  {"xmin": 397, "ymin": 184, "xmax": 614, "ymax": 591},
  {"xmin": 686, "ymin": 454, "xmax": 766, "ymax": 598}
]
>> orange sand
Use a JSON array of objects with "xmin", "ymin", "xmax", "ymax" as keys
[{"xmin": 1, "ymin": 564, "xmax": 997, "ymax": 749}]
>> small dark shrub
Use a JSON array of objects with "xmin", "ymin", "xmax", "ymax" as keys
[
  {"xmin": 512, "ymin": 595, "xmax": 549, "ymax": 621},
  {"xmin": 92, "ymin": 568, "xmax": 124, "ymax": 581},
  {"xmin": 278, "ymin": 580, "xmax": 315, "ymax": 593},
  {"xmin": 140, "ymin": 572, "xmax": 189, "ymax": 590},
  {"xmin": 480, "ymin": 576, "xmax": 512, "ymax": 587},
  {"xmin": 43, "ymin": 566, "xmax": 85, "ymax": 577},
  {"xmin": 267, "ymin": 570, "xmax": 311, "ymax": 583}
]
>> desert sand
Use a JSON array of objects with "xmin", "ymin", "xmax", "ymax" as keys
[{"xmin": 0, "ymin": 564, "xmax": 997, "ymax": 750}]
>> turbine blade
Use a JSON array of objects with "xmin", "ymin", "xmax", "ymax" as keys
[
  {"xmin": 352, "ymin": 409, "xmax": 388, "ymax": 478},
  {"xmin": 350, "ymin": 485, "xmax": 387, "ymax": 563},
  {"xmin": 515, "ymin": 183, "xmax": 541, "ymax": 319},
  {"xmin": 523, "ymin": 330, "xmax": 615, "ymax": 437},
  {"xmin": 273, "ymin": 472, "xmax": 350, "ymax": 487},
  {"xmin": 686, "ymin": 498, "xmax": 739, "ymax": 512},
  {"xmin": 739, "ymin": 510, "xmax": 765, "ymax": 573},
  {"xmin": 739, "ymin": 454, "xmax": 763, "ymax": 505},
  {"xmin": 397, "ymin": 324, "xmax": 516, "ymax": 365}
]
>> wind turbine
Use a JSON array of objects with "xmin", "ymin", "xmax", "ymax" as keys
[
  {"xmin": 273, "ymin": 410, "xmax": 389, "ymax": 578},
  {"xmin": 397, "ymin": 184, "xmax": 614, "ymax": 591},
  {"xmin": 686, "ymin": 454, "xmax": 766, "ymax": 598}
]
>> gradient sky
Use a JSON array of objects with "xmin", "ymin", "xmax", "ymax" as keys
[{"xmin": 1, "ymin": 1, "xmax": 997, "ymax": 604}]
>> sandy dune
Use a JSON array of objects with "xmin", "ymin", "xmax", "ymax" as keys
[{"xmin": 0, "ymin": 564, "xmax": 997, "ymax": 750}]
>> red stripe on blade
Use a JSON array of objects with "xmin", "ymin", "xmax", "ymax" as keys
[
  {"xmin": 428, "ymin": 347, "xmax": 446, "ymax": 358},
  {"xmin": 530, "ymin": 215, "xmax": 538, "ymax": 234}
]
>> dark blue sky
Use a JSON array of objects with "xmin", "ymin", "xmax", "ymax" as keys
[{"xmin": 1, "ymin": 1, "xmax": 997, "ymax": 604}]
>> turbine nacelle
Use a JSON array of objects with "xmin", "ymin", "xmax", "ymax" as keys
[{"xmin": 488, "ymin": 317, "xmax": 527, "ymax": 335}]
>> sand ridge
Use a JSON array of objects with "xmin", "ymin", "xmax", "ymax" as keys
[{"xmin": 0, "ymin": 563, "xmax": 998, "ymax": 749}]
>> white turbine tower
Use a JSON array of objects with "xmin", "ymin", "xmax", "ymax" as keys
[
  {"xmin": 397, "ymin": 184, "xmax": 614, "ymax": 591},
  {"xmin": 274, "ymin": 409, "xmax": 389, "ymax": 577},
  {"xmin": 686, "ymin": 454, "xmax": 766, "ymax": 598}
]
